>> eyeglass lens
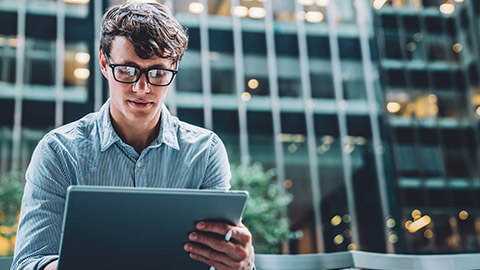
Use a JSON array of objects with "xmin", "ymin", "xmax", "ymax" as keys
[{"xmin": 113, "ymin": 66, "xmax": 174, "ymax": 86}]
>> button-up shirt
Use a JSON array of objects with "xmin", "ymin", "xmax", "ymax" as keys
[{"xmin": 12, "ymin": 100, "xmax": 231, "ymax": 270}]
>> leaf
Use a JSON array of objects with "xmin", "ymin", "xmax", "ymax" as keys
[{"xmin": 230, "ymin": 163, "xmax": 297, "ymax": 254}]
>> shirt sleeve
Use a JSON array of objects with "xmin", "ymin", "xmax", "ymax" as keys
[
  {"xmin": 200, "ymin": 134, "xmax": 231, "ymax": 190},
  {"xmin": 11, "ymin": 135, "xmax": 73, "ymax": 270}
]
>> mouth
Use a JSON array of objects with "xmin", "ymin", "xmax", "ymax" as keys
[{"xmin": 127, "ymin": 100, "xmax": 153, "ymax": 108}]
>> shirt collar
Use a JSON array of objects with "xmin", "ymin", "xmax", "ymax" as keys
[
  {"xmin": 98, "ymin": 100, "xmax": 179, "ymax": 152},
  {"xmin": 155, "ymin": 104, "xmax": 180, "ymax": 151}
]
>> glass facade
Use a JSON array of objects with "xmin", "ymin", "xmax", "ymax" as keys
[{"xmin": 1, "ymin": 0, "xmax": 480, "ymax": 255}]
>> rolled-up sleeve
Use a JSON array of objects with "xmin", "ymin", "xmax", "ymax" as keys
[{"xmin": 12, "ymin": 135, "xmax": 72, "ymax": 270}]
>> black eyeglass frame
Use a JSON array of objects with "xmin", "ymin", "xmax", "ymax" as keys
[{"xmin": 104, "ymin": 52, "xmax": 178, "ymax": 87}]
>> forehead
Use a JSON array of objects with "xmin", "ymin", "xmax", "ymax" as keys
[{"xmin": 109, "ymin": 36, "xmax": 173, "ymax": 67}]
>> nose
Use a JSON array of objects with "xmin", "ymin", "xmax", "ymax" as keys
[{"xmin": 132, "ymin": 73, "xmax": 151, "ymax": 94}]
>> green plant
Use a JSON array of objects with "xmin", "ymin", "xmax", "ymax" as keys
[
  {"xmin": 0, "ymin": 171, "xmax": 24, "ymax": 256},
  {"xmin": 230, "ymin": 163, "xmax": 296, "ymax": 254}
]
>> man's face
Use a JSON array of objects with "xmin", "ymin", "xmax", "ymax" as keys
[{"xmin": 100, "ymin": 36, "xmax": 175, "ymax": 127}]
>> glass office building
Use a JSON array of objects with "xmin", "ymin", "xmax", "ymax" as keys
[{"xmin": 0, "ymin": 0, "xmax": 479, "ymax": 255}]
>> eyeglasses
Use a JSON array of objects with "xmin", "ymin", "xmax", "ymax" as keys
[{"xmin": 104, "ymin": 53, "xmax": 177, "ymax": 87}]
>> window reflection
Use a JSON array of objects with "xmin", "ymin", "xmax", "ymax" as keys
[
  {"xmin": 0, "ymin": 35, "xmax": 17, "ymax": 85},
  {"xmin": 0, "ymin": 36, "xmax": 88, "ymax": 102}
]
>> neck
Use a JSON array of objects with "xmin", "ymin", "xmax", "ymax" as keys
[{"xmin": 110, "ymin": 114, "xmax": 161, "ymax": 155}]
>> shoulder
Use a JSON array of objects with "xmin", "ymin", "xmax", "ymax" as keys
[
  {"xmin": 175, "ymin": 119, "xmax": 222, "ymax": 149},
  {"xmin": 40, "ymin": 112, "xmax": 99, "ymax": 153}
]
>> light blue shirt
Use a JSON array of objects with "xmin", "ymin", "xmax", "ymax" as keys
[{"xmin": 12, "ymin": 100, "xmax": 231, "ymax": 270}]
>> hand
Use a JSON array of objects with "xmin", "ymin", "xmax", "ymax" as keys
[
  {"xmin": 42, "ymin": 259, "xmax": 58, "ymax": 270},
  {"xmin": 184, "ymin": 221, "xmax": 255, "ymax": 270}
]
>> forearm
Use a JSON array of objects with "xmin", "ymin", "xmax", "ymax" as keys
[
  {"xmin": 42, "ymin": 259, "xmax": 58, "ymax": 270},
  {"xmin": 11, "ymin": 255, "xmax": 58, "ymax": 270},
  {"xmin": 12, "ymin": 180, "xmax": 65, "ymax": 270}
]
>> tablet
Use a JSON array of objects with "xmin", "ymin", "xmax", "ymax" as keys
[{"xmin": 57, "ymin": 186, "xmax": 249, "ymax": 270}]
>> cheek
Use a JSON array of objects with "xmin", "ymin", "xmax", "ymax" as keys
[
  {"xmin": 161, "ymin": 89, "xmax": 168, "ymax": 99},
  {"xmin": 109, "ymin": 81, "xmax": 128, "ymax": 99},
  {"xmin": 156, "ymin": 87, "xmax": 169, "ymax": 101}
]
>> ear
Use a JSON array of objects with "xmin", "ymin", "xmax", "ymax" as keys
[{"xmin": 99, "ymin": 51, "xmax": 109, "ymax": 79}]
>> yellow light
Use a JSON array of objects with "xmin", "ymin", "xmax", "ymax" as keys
[
  {"xmin": 408, "ymin": 215, "xmax": 431, "ymax": 233},
  {"xmin": 476, "ymin": 106, "xmax": 480, "ymax": 116},
  {"xmin": 0, "ymin": 236, "xmax": 10, "ymax": 256},
  {"xmin": 331, "ymin": 215, "xmax": 342, "ymax": 226},
  {"xmin": 297, "ymin": 0, "xmax": 315, "ymax": 5},
  {"xmin": 454, "ymin": 0, "xmax": 463, "ymax": 2},
  {"xmin": 64, "ymin": 0, "xmax": 89, "ymax": 4},
  {"xmin": 293, "ymin": 134, "xmax": 305, "ymax": 143},
  {"xmin": 241, "ymin": 92, "xmax": 251, "ymax": 102},
  {"xmin": 386, "ymin": 218, "xmax": 396, "ymax": 228},
  {"xmin": 439, "ymin": 2, "xmax": 455, "ymax": 15},
  {"xmin": 373, "ymin": 0, "xmax": 388, "ymax": 9},
  {"xmin": 389, "ymin": 233, "xmax": 398, "ymax": 244},
  {"xmin": 316, "ymin": 0, "xmax": 329, "ymax": 7},
  {"xmin": 459, "ymin": 210, "xmax": 469, "ymax": 220},
  {"xmin": 431, "ymin": 104, "xmax": 439, "ymax": 116},
  {"xmin": 322, "ymin": 135, "xmax": 334, "ymax": 144},
  {"xmin": 248, "ymin": 79, "xmax": 259, "ymax": 89},
  {"xmin": 284, "ymin": 179, "xmax": 293, "ymax": 189},
  {"xmin": 347, "ymin": 243, "xmax": 357, "ymax": 250},
  {"xmin": 188, "ymin": 2, "xmax": 205, "ymax": 14},
  {"xmin": 344, "ymin": 144, "xmax": 355, "ymax": 153},
  {"xmin": 405, "ymin": 220, "xmax": 413, "ymax": 230},
  {"xmin": 406, "ymin": 42, "xmax": 417, "ymax": 52},
  {"xmin": 386, "ymin": 101, "xmax": 401, "ymax": 113},
  {"xmin": 249, "ymin": 7, "xmax": 266, "ymax": 19},
  {"xmin": 9, "ymin": 38, "xmax": 18, "ymax": 47},
  {"xmin": 427, "ymin": 94, "xmax": 437, "ymax": 103},
  {"xmin": 305, "ymin": 11, "xmax": 324, "ymax": 23},
  {"xmin": 74, "ymin": 68, "xmax": 90, "ymax": 80},
  {"xmin": 333, "ymin": 234, "xmax": 344, "ymax": 245},
  {"xmin": 453, "ymin": 43, "xmax": 463, "ymax": 53},
  {"xmin": 424, "ymin": 229, "xmax": 434, "ymax": 239},
  {"xmin": 412, "ymin": 209, "xmax": 422, "ymax": 219},
  {"xmin": 233, "ymin": 6, "xmax": 248, "ymax": 17},
  {"xmin": 75, "ymin": 52, "xmax": 90, "ymax": 64},
  {"xmin": 0, "ymin": 37, "xmax": 4, "ymax": 46}
]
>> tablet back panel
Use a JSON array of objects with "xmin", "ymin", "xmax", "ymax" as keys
[{"xmin": 58, "ymin": 186, "xmax": 248, "ymax": 270}]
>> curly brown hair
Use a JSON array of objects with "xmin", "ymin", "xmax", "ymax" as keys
[{"xmin": 100, "ymin": 2, "xmax": 188, "ymax": 63}]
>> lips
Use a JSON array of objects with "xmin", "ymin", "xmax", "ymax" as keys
[{"xmin": 127, "ymin": 100, "xmax": 153, "ymax": 109}]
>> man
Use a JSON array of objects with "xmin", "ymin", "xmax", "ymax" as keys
[{"xmin": 12, "ymin": 2, "xmax": 255, "ymax": 270}]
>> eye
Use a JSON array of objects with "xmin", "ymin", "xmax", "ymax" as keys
[
  {"xmin": 126, "ymin": 66, "xmax": 136, "ymax": 76},
  {"xmin": 149, "ymin": 69, "xmax": 167, "ymax": 78},
  {"xmin": 117, "ymin": 66, "xmax": 137, "ymax": 77}
]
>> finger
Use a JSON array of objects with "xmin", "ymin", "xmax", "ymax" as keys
[
  {"xmin": 188, "ymin": 232, "xmax": 250, "ymax": 262},
  {"xmin": 185, "ymin": 243, "xmax": 239, "ymax": 268},
  {"xmin": 197, "ymin": 221, "xmax": 252, "ymax": 245},
  {"xmin": 189, "ymin": 252, "xmax": 235, "ymax": 270},
  {"xmin": 188, "ymin": 231, "xmax": 235, "ymax": 254}
]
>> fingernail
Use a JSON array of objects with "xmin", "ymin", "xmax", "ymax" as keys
[
  {"xmin": 184, "ymin": 244, "xmax": 192, "ymax": 252},
  {"xmin": 197, "ymin": 222, "xmax": 205, "ymax": 229},
  {"xmin": 189, "ymin": 232, "xmax": 197, "ymax": 240}
]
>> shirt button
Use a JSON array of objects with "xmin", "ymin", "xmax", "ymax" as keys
[{"xmin": 137, "ymin": 162, "xmax": 142, "ymax": 168}]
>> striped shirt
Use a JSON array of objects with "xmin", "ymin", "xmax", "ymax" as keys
[{"xmin": 12, "ymin": 100, "xmax": 231, "ymax": 270}]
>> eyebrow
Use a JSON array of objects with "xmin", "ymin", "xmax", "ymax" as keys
[{"xmin": 115, "ymin": 60, "xmax": 173, "ymax": 70}]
